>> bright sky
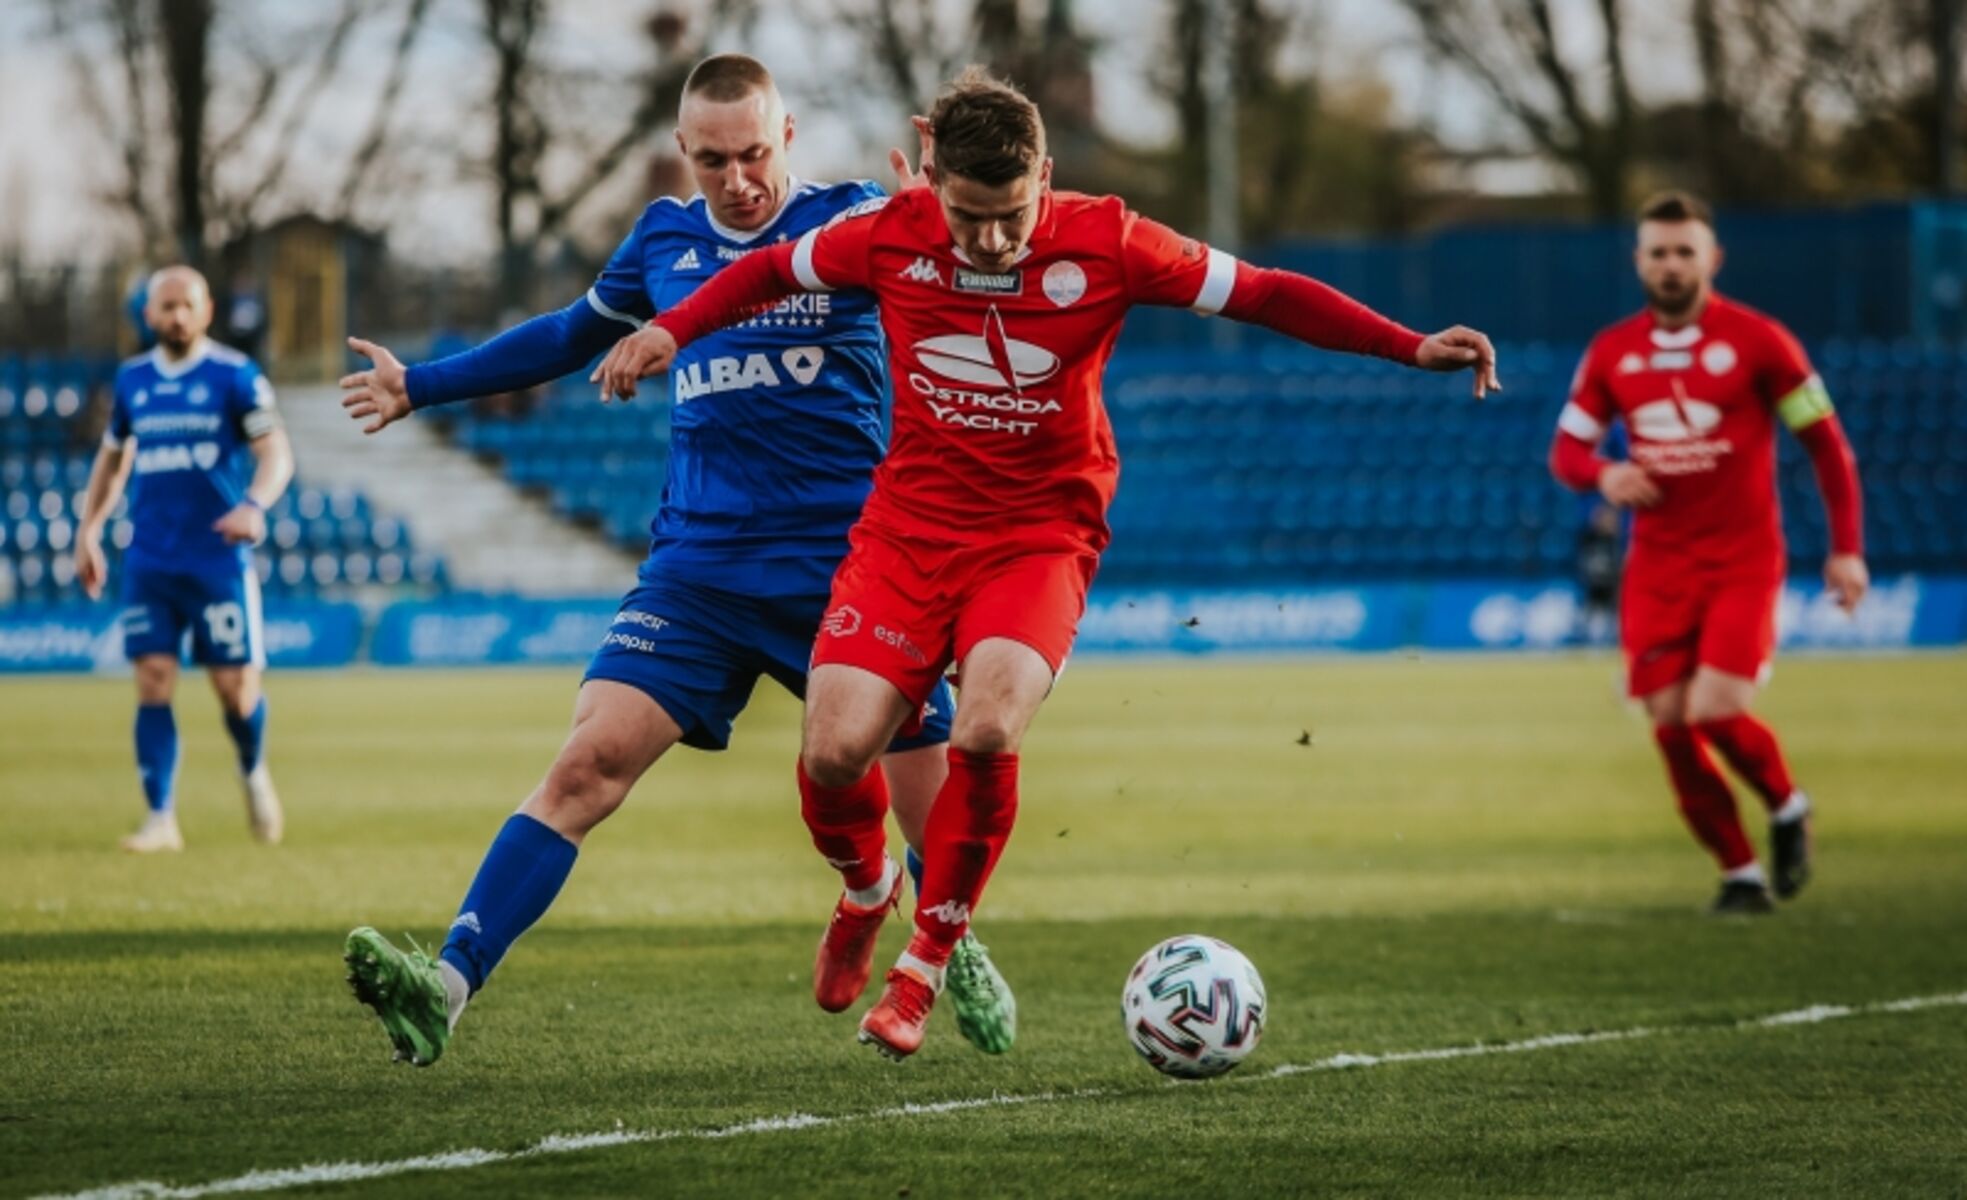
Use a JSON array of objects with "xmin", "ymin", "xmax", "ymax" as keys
[{"xmin": 0, "ymin": 0, "xmax": 1706, "ymax": 268}]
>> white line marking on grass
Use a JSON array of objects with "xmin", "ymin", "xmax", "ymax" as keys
[{"xmin": 39, "ymin": 992, "xmax": 1967, "ymax": 1200}]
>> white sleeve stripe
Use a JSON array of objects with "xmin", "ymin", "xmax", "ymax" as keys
[
  {"xmin": 585, "ymin": 287, "xmax": 647, "ymax": 330},
  {"xmin": 1557, "ymin": 402, "xmax": 1605, "ymax": 442},
  {"xmin": 1190, "ymin": 248, "xmax": 1238, "ymax": 316},
  {"xmin": 791, "ymin": 228, "xmax": 831, "ymax": 292}
]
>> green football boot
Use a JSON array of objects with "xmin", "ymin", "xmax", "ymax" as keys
[
  {"xmin": 945, "ymin": 931, "xmax": 1017, "ymax": 1054},
  {"xmin": 344, "ymin": 926, "xmax": 452, "ymax": 1066}
]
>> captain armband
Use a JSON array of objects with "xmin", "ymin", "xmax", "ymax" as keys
[{"xmin": 1775, "ymin": 374, "xmax": 1835, "ymax": 432}]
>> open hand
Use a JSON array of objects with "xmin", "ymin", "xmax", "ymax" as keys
[
  {"xmin": 212, "ymin": 502, "xmax": 267, "ymax": 546},
  {"xmin": 887, "ymin": 115, "xmax": 935, "ymax": 192},
  {"xmin": 589, "ymin": 325, "xmax": 681, "ymax": 403},
  {"xmin": 77, "ymin": 529, "xmax": 107, "ymax": 600},
  {"xmin": 1416, "ymin": 326, "xmax": 1502, "ymax": 398},
  {"xmin": 340, "ymin": 337, "xmax": 412, "ymax": 434},
  {"xmin": 1598, "ymin": 462, "xmax": 1661, "ymax": 509},
  {"xmin": 1823, "ymin": 553, "xmax": 1868, "ymax": 612}
]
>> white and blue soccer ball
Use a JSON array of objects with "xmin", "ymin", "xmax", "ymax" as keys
[{"xmin": 1121, "ymin": 935, "xmax": 1267, "ymax": 1079}]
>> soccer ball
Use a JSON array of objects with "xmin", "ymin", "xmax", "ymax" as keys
[{"xmin": 1121, "ymin": 934, "xmax": 1266, "ymax": 1078}]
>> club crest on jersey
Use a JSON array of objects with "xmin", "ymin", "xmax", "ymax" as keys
[
  {"xmin": 900, "ymin": 257, "xmax": 945, "ymax": 285},
  {"xmin": 1701, "ymin": 341, "xmax": 1738, "ymax": 375},
  {"xmin": 187, "ymin": 383, "xmax": 211, "ymax": 406},
  {"xmin": 1043, "ymin": 261, "xmax": 1087, "ymax": 307},
  {"xmin": 953, "ymin": 267, "xmax": 1022, "ymax": 295}
]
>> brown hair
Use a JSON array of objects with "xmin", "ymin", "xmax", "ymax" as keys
[
  {"xmin": 1638, "ymin": 190, "xmax": 1714, "ymax": 228},
  {"xmin": 928, "ymin": 66, "xmax": 1047, "ymax": 186},
  {"xmin": 683, "ymin": 54, "xmax": 775, "ymax": 103}
]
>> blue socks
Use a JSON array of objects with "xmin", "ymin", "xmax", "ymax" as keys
[
  {"xmin": 440, "ymin": 814, "xmax": 579, "ymax": 994},
  {"xmin": 134, "ymin": 703, "xmax": 178, "ymax": 813},
  {"xmin": 905, "ymin": 845, "xmax": 924, "ymax": 893},
  {"xmin": 223, "ymin": 697, "xmax": 268, "ymax": 774}
]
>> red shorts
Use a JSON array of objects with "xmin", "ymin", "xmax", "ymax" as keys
[
  {"xmin": 1621, "ymin": 568, "xmax": 1782, "ymax": 698},
  {"xmin": 811, "ymin": 522, "xmax": 1099, "ymax": 710}
]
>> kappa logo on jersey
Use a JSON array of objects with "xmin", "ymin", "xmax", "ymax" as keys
[
  {"xmin": 822, "ymin": 604, "xmax": 862, "ymax": 637},
  {"xmin": 1630, "ymin": 397, "xmax": 1723, "ymax": 441},
  {"xmin": 900, "ymin": 257, "xmax": 945, "ymax": 285},
  {"xmin": 1616, "ymin": 352, "xmax": 1647, "ymax": 375},
  {"xmin": 913, "ymin": 306, "xmax": 1061, "ymax": 392},
  {"xmin": 672, "ymin": 346, "xmax": 827, "ymax": 401},
  {"xmin": 672, "ymin": 247, "xmax": 702, "ymax": 271}
]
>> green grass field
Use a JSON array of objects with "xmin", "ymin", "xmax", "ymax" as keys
[{"xmin": 4, "ymin": 654, "xmax": 1965, "ymax": 1198}]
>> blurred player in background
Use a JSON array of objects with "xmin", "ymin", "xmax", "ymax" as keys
[
  {"xmin": 76, "ymin": 265, "xmax": 294, "ymax": 852},
  {"xmin": 336, "ymin": 55, "xmax": 1016, "ymax": 1067},
  {"xmin": 1550, "ymin": 192, "xmax": 1867, "ymax": 914},
  {"xmin": 599, "ymin": 66, "xmax": 1501, "ymax": 1060}
]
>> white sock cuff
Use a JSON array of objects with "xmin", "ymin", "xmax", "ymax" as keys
[
  {"xmin": 844, "ymin": 856, "xmax": 899, "ymax": 910},
  {"xmin": 437, "ymin": 960, "xmax": 472, "ymax": 1031},
  {"xmin": 1772, "ymin": 791, "xmax": 1811, "ymax": 825},
  {"xmin": 896, "ymin": 951, "xmax": 945, "ymax": 993},
  {"xmin": 1724, "ymin": 862, "xmax": 1767, "ymax": 885}
]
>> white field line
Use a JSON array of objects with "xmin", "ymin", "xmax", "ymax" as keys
[{"xmin": 38, "ymin": 990, "xmax": 1967, "ymax": 1200}]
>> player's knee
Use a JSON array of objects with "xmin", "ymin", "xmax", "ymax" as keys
[
  {"xmin": 539, "ymin": 743, "xmax": 636, "ymax": 829},
  {"xmin": 950, "ymin": 711, "xmax": 1022, "ymax": 756},
  {"xmin": 802, "ymin": 738, "xmax": 879, "ymax": 790},
  {"xmin": 1685, "ymin": 696, "xmax": 1748, "ymax": 725}
]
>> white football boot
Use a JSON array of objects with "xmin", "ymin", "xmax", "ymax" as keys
[
  {"xmin": 243, "ymin": 763, "xmax": 284, "ymax": 844},
  {"xmin": 121, "ymin": 811, "xmax": 184, "ymax": 853}
]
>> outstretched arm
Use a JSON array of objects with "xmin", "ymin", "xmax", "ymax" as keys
[
  {"xmin": 1123, "ymin": 214, "xmax": 1501, "ymax": 396},
  {"xmin": 340, "ymin": 296, "xmax": 634, "ymax": 433},
  {"xmin": 590, "ymin": 242, "xmax": 805, "ymax": 402}
]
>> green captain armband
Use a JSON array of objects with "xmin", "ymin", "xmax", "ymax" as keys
[{"xmin": 1776, "ymin": 374, "xmax": 1835, "ymax": 431}]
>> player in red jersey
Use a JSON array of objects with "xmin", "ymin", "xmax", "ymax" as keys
[
  {"xmin": 1549, "ymin": 192, "xmax": 1866, "ymax": 916},
  {"xmin": 594, "ymin": 67, "xmax": 1500, "ymax": 1058}
]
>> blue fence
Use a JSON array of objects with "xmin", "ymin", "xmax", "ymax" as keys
[{"xmin": 4, "ymin": 578, "xmax": 1960, "ymax": 673}]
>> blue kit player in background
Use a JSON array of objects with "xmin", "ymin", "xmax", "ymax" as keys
[
  {"xmin": 336, "ymin": 54, "xmax": 1017, "ymax": 1066},
  {"xmin": 76, "ymin": 266, "xmax": 295, "ymax": 853}
]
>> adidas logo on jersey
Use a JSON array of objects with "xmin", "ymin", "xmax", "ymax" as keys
[
  {"xmin": 672, "ymin": 247, "xmax": 702, "ymax": 271},
  {"xmin": 922, "ymin": 899, "xmax": 972, "ymax": 926},
  {"xmin": 900, "ymin": 257, "xmax": 944, "ymax": 285}
]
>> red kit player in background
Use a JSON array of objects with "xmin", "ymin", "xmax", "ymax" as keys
[
  {"xmin": 595, "ymin": 67, "xmax": 1501, "ymax": 1058},
  {"xmin": 1550, "ymin": 192, "xmax": 1867, "ymax": 916}
]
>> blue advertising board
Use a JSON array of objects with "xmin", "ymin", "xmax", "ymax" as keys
[{"xmin": 0, "ymin": 602, "xmax": 364, "ymax": 673}]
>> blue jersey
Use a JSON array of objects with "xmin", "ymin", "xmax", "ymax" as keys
[
  {"xmin": 108, "ymin": 342, "xmax": 277, "ymax": 568},
  {"xmin": 589, "ymin": 179, "xmax": 890, "ymax": 595}
]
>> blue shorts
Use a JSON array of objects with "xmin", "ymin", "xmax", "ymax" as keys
[
  {"xmin": 584, "ymin": 577, "xmax": 954, "ymax": 753},
  {"xmin": 120, "ymin": 555, "xmax": 264, "ymax": 667}
]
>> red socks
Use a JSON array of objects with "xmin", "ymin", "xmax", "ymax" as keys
[
  {"xmin": 797, "ymin": 758, "xmax": 891, "ymax": 893},
  {"xmin": 905, "ymin": 749, "xmax": 1019, "ymax": 971},
  {"xmin": 1653, "ymin": 725, "xmax": 1755, "ymax": 871},
  {"xmin": 1695, "ymin": 713, "xmax": 1797, "ymax": 811}
]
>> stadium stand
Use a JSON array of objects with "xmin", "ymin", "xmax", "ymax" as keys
[
  {"xmin": 423, "ymin": 338, "xmax": 1967, "ymax": 587},
  {"xmin": 0, "ymin": 353, "xmax": 447, "ymax": 608}
]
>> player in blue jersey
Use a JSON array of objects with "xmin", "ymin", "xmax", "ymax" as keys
[
  {"xmin": 337, "ymin": 55, "xmax": 1016, "ymax": 1065},
  {"xmin": 76, "ymin": 266, "xmax": 295, "ymax": 853}
]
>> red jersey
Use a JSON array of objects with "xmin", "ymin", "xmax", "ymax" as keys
[
  {"xmin": 653, "ymin": 187, "xmax": 1424, "ymax": 552},
  {"xmin": 1560, "ymin": 295, "xmax": 1833, "ymax": 578}
]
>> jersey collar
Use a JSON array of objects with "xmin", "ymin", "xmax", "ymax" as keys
[
  {"xmin": 148, "ymin": 339, "xmax": 212, "ymax": 380},
  {"xmin": 703, "ymin": 176, "xmax": 808, "ymax": 244}
]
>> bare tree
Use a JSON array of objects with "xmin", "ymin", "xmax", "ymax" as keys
[
  {"xmin": 1398, "ymin": 0, "xmax": 1639, "ymax": 218},
  {"xmin": 41, "ymin": 0, "xmax": 423, "ymax": 267}
]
